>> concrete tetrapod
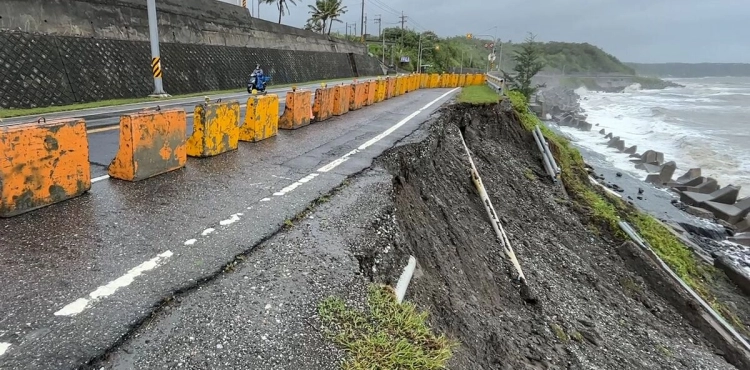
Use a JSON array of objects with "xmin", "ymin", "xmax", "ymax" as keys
[
  {"xmin": 645, "ymin": 161, "xmax": 677, "ymax": 186},
  {"xmin": 681, "ymin": 178, "xmax": 721, "ymax": 194},
  {"xmin": 624, "ymin": 145, "xmax": 638, "ymax": 154},
  {"xmin": 699, "ymin": 197, "xmax": 750, "ymax": 225},
  {"xmin": 0, "ymin": 117, "xmax": 91, "ymax": 216},
  {"xmin": 679, "ymin": 185, "xmax": 741, "ymax": 207},
  {"xmin": 670, "ymin": 176, "xmax": 709, "ymax": 192}
]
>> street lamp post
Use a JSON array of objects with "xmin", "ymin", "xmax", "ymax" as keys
[
  {"xmin": 147, "ymin": 0, "xmax": 168, "ymax": 97},
  {"xmin": 417, "ymin": 33, "xmax": 423, "ymax": 73}
]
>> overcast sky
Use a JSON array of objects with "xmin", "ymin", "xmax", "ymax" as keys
[{"xmin": 219, "ymin": 0, "xmax": 747, "ymax": 63}]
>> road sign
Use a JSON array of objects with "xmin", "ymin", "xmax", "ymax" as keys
[{"xmin": 488, "ymin": 53, "xmax": 496, "ymax": 62}]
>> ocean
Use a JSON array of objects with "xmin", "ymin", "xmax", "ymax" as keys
[{"xmin": 556, "ymin": 77, "xmax": 750, "ymax": 198}]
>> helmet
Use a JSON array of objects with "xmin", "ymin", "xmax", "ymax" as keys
[{"xmin": 256, "ymin": 64, "xmax": 261, "ymax": 69}]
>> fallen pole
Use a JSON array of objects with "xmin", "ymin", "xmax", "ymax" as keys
[
  {"xmin": 395, "ymin": 255, "xmax": 417, "ymax": 304},
  {"xmin": 535, "ymin": 125, "xmax": 560, "ymax": 174},
  {"xmin": 532, "ymin": 128, "xmax": 557, "ymax": 181},
  {"xmin": 457, "ymin": 129, "xmax": 537, "ymax": 304}
]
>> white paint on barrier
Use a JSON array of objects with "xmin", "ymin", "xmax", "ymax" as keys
[
  {"xmin": 184, "ymin": 239, "xmax": 197, "ymax": 246},
  {"xmin": 219, "ymin": 213, "xmax": 243, "ymax": 226},
  {"xmin": 317, "ymin": 88, "xmax": 459, "ymax": 174},
  {"xmin": 54, "ymin": 251, "xmax": 174, "ymax": 316},
  {"xmin": 201, "ymin": 228, "xmax": 215, "ymax": 236},
  {"xmin": 91, "ymin": 175, "xmax": 110, "ymax": 183},
  {"xmin": 0, "ymin": 342, "xmax": 10, "ymax": 356}
]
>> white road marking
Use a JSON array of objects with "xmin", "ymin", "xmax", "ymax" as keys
[
  {"xmin": 201, "ymin": 228, "xmax": 215, "ymax": 236},
  {"xmin": 317, "ymin": 88, "xmax": 458, "ymax": 174},
  {"xmin": 91, "ymin": 175, "xmax": 110, "ymax": 183},
  {"xmin": 54, "ymin": 251, "xmax": 174, "ymax": 316},
  {"xmin": 219, "ymin": 213, "xmax": 243, "ymax": 226},
  {"xmin": 260, "ymin": 198, "xmax": 271, "ymax": 202},
  {"xmin": 0, "ymin": 342, "xmax": 10, "ymax": 356},
  {"xmin": 273, "ymin": 173, "xmax": 319, "ymax": 196},
  {"xmin": 184, "ymin": 239, "xmax": 197, "ymax": 246}
]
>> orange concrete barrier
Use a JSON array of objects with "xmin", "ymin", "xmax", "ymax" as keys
[
  {"xmin": 240, "ymin": 94, "xmax": 279, "ymax": 142},
  {"xmin": 364, "ymin": 81, "xmax": 376, "ymax": 106},
  {"xmin": 0, "ymin": 118, "xmax": 90, "ymax": 216},
  {"xmin": 279, "ymin": 89, "xmax": 312, "ymax": 130},
  {"xmin": 451, "ymin": 74, "xmax": 459, "ymax": 87},
  {"xmin": 458, "ymin": 74, "xmax": 467, "ymax": 87},
  {"xmin": 411, "ymin": 75, "xmax": 419, "ymax": 91},
  {"xmin": 350, "ymin": 82, "xmax": 366, "ymax": 111},
  {"xmin": 420, "ymin": 74, "xmax": 429, "ymax": 89},
  {"xmin": 109, "ymin": 109, "xmax": 187, "ymax": 182},
  {"xmin": 312, "ymin": 87, "xmax": 335, "ymax": 122},
  {"xmin": 428, "ymin": 74, "xmax": 440, "ymax": 88},
  {"xmin": 375, "ymin": 79, "xmax": 386, "ymax": 102},
  {"xmin": 385, "ymin": 78, "xmax": 395, "ymax": 99},
  {"xmin": 394, "ymin": 77, "xmax": 402, "ymax": 97},
  {"xmin": 332, "ymin": 84, "xmax": 351, "ymax": 116},
  {"xmin": 186, "ymin": 100, "xmax": 241, "ymax": 157}
]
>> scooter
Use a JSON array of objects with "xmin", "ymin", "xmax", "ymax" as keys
[{"xmin": 247, "ymin": 72, "xmax": 271, "ymax": 94}]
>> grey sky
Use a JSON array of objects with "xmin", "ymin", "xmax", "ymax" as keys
[{"xmin": 222, "ymin": 0, "xmax": 748, "ymax": 63}]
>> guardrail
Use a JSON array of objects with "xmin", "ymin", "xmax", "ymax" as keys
[{"xmin": 485, "ymin": 74, "xmax": 505, "ymax": 93}]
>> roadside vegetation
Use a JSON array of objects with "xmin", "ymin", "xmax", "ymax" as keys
[
  {"xmin": 318, "ymin": 284, "xmax": 456, "ymax": 369},
  {"xmin": 458, "ymin": 85, "xmax": 499, "ymax": 104}
]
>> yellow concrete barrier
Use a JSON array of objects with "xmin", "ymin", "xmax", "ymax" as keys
[
  {"xmin": 458, "ymin": 74, "xmax": 467, "ymax": 87},
  {"xmin": 411, "ymin": 75, "xmax": 419, "ymax": 91},
  {"xmin": 312, "ymin": 87, "xmax": 335, "ymax": 122},
  {"xmin": 401, "ymin": 76, "xmax": 410, "ymax": 94},
  {"xmin": 240, "ymin": 94, "xmax": 279, "ymax": 142},
  {"xmin": 451, "ymin": 74, "xmax": 460, "ymax": 87},
  {"xmin": 109, "ymin": 109, "xmax": 187, "ymax": 182},
  {"xmin": 0, "ymin": 118, "xmax": 90, "ymax": 216},
  {"xmin": 428, "ymin": 74, "xmax": 440, "ymax": 88},
  {"xmin": 279, "ymin": 89, "xmax": 312, "ymax": 130},
  {"xmin": 394, "ymin": 77, "xmax": 403, "ymax": 97},
  {"xmin": 375, "ymin": 79, "xmax": 386, "ymax": 102},
  {"xmin": 332, "ymin": 84, "xmax": 351, "ymax": 116},
  {"xmin": 186, "ymin": 100, "xmax": 241, "ymax": 157},
  {"xmin": 420, "ymin": 74, "xmax": 429, "ymax": 89},
  {"xmin": 350, "ymin": 82, "xmax": 366, "ymax": 111},
  {"xmin": 364, "ymin": 81, "xmax": 376, "ymax": 106},
  {"xmin": 386, "ymin": 77, "xmax": 396, "ymax": 99}
]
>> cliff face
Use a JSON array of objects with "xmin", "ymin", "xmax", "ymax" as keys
[{"xmin": 0, "ymin": 0, "xmax": 364, "ymax": 53}]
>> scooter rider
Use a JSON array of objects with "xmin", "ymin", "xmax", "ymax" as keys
[{"xmin": 253, "ymin": 63, "xmax": 264, "ymax": 78}]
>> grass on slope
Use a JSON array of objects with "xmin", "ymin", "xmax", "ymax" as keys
[
  {"xmin": 458, "ymin": 85, "xmax": 500, "ymax": 105},
  {"xmin": 506, "ymin": 90, "xmax": 746, "ymax": 332},
  {"xmin": 0, "ymin": 77, "xmax": 368, "ymax": 119},
  {"xmin": 318, "ymin": 284, "xmax": 456, "ymax": 369}
]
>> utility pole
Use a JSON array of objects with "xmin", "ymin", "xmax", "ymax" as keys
[
  {"xmin": 363, "ymin": 14, "xmax": 367, "ymax": 41},
  {"xmin": 399, "ymin": 11, "xmax": 407, "ymax": 57},
  {"xmin": 353, "ymin": 23, "xmax": 357, "ymax": 38},
  {"xmin": 360, "ymin": 0, "xmax": 365, "ymax": 42},
  {"xmin": 146, "ymin": 0, "xmax": 168, "ymax": 97},
  {"xmin": 374, "ymin": 14, "xmax": 383, "ymax": 63}
]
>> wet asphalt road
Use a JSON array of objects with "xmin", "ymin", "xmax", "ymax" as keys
[{"xmin": 0, "ymin": 87, "xmax": 458, "ymax": 369}]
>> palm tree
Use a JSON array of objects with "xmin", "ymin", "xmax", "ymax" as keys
[
  {"xmin": 262, "ymin": 0, "xmax": 297, "ymax": 24},
  {"xmin": 307, "ymin": 0, "xmax": 347, "ymax": 35},
  {"xmin": 307, "ymin": 1, "xmax": 329, "ymax": 33},
  {"xmin": 304, "ymin": 17, "xmax": 325, "ymax": 33}
]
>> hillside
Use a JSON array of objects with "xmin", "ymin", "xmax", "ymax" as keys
[
  {"xmin": 627, "ymin": 63, "xmax": 750, "ymax": 77},
  {"xmin": 537, "ymin": 42, "xmax": 635, "ymax": 75}
]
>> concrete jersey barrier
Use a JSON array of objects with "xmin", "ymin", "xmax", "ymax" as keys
[
  {"xmin": 240, "ymin": 95, "xmax": 280, "ymax": 142},
  {"xmin": 187, "ymin": 100, "xmax": 241, "ymax": 157},
  {"xmin": 0, "ymin": 118, "xmax": 91, "ymax": 217},
  {"xmin": 279, "ymin": 89, "xmax": 313, "ymax": 130}
]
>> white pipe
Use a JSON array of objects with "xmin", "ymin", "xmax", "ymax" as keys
[
  {"xmin": 535, "ymin": 126, "xmax": 560, "ymax": 174},
  {"xmin": 532, "ymin": 129, "xmax": 556, "ymax": 181},
  {"xmin": 395, "ymin": 255, "xmax": 417, "ymax": 303},
  {"xmin": 588, "ymin": 175, "xmax": 622, "ymax": 198}
]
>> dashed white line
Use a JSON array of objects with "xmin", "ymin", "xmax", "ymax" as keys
[
  {"xmin": 273, "ymin": 173, "xmax": 319, "ymax": 196},
  {"xmin": 184, "ymin": 239, "xmax": 197, "ymax": 246},
  {"xmin": 54, "ymin": 251, "xmax": 174, "ymax": 316},
  {"xmin": 91, "ymin": 175, "xmax": 110, "ymax": 183},
  {"xmin": 317, "ymin": 88, "xmax": 458, "ymax": 174},
  {"xmin": 201, "ymin": 228, "xmax": 215, "ymax": 236},
  {"xmin": 260, "ymin": 198, "xmax": 271, "ymax": 202},
  {"xmin": 219, "ymin": 213, "xmax": 243, "ymax": 226},
  {"xmin": 0, "ymin": 342, "xmax": 10, "ymax": 356}
]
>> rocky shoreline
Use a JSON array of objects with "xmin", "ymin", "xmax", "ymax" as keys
[{"xmin": 537, "ymin": 86, "xmax": 750, "ymax": 296}]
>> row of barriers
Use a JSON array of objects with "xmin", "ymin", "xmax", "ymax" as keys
[{"xmin": 0, "ymin": 73, "xmax": 486, "ymax": 217}]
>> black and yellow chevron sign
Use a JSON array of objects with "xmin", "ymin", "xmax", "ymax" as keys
[{"xmin": 151, "ymin": 57, "xmax": 163, "ymax": 78}]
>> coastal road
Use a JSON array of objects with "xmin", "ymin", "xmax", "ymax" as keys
[{"xmin": 0, "ymin": 87, "xmax": 459, "ymax": 369}]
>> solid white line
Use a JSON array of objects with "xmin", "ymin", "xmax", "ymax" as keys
[
  {"xmin": 92, "ymin": 175, "xmax": 110, "ymax": 183},
  {"xmin": 54, "ymin": 251, "xmax": 173, "ymax": 316},
  {"xmin": 316, "ymin": 88, "xmax": 459, "ymax": 174},
  {"xmin": 395, "ymin": 256, "xmax": 417, "ymax": 304},
  {"xmin": 0, "ymin": 342, "xmax": 10, "ymax": 356}
]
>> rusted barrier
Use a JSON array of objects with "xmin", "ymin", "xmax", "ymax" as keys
[
  {"xmin": 350, "ymin": 82, "xmax": 366, "ymax": 110},
  {"xmin": 240, "ymin": 94, "xmax": 279, "ymax": 142},
  {"xmin": 333, "ymin": 84, "xmax": 351, "ymax": 116},
  {"xmin": 0, "ymin": 118, "xmax": 91, "ymax": 216},
  {"xmin": 364, "ymin": 80, "xmax": 376, "ymax": 106},
  {"xmin": 279, "ymin": 89, "xmax": 313, "ymax": 130},
  {"xmin": 375, "ymin": 79, "xmax": 387, "ymax": 102},
  {"xmin": 109, "ymin": 109, "xmax": 187, "ymax": 182},
  {"xmin": 312, "ymin": 86, "xmax": 335, "ymax": 122},
  {"xmin": 186, "ymin": 100, "xmax": 241, "ymax": 157}
]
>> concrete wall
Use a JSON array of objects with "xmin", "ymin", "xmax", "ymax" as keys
[{"xmin": 0, "ymin": 0, "xmax": 365, "ymax": 53}]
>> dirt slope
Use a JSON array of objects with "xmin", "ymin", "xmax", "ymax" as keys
[{"xmin": 369, "ymin": 103, "xmax": 736, "ymax": 369}]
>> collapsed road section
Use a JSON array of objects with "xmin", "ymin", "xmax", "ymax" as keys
[{"xmin": 91, "ymin": 101, "xmax": 747, "ymax": 369}]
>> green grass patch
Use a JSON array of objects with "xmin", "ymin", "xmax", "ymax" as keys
[
  {"xmin": 506, "ymin": 90, "xmax": 747, "ymax": 332},
  {"xmin": 318, "ymin": 284, "xmax": 457, "ymax": 369},
  {"xmin": 0, "ymin": 77, "xmax": 372, "ymax": 119},
  {"xmin": 457, "ymin": 85, "xmax": 500, "ymax": 105}
]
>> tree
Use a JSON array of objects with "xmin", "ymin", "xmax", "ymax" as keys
[
  {"xmin": 503, "ymin": 33, "xmax": 546, "ymax": 100},
  {"xmin": 306, "ymin": 0, "xmax": 347, "ymax": 35},
  {"xmin": 304, "ymin": 17, "xmax": 325, "ymax": 33},
  {"xmin": 262, "ymin": 0, "xmax": 297, "ymax": 24}
]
